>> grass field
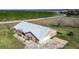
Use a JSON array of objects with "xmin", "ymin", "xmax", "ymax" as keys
[
  {"xmin": 50, "ymin": 26, "xmax": 79, "ymax": 49},
  {"xmin": 0, "ymin": 27, "xmax": 25, "ymax": 49},
  {"xmin": 0, "ymin": 10, "xmax": 57, "ymax": 21}
]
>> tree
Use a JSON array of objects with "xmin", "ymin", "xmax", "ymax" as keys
[{"xmin": 65, "ymin": 9, "xmax": 79, "ymax": 17}]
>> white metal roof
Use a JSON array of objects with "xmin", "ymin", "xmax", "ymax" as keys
[{"xmin": 14, "ymin": 21, "xmax": 51, "ymax": 40}]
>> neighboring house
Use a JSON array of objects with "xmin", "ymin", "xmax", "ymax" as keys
[{"xmin": 13, "ymin": 21, "xmax": 57, "ymax": 44}]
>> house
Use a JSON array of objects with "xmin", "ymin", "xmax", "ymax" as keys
[{"xmin": 13, "ymin": 21, "xmax": 57, "ymax": 44}]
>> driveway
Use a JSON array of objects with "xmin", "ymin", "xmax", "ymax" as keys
[{"xmin": 24, "ymin": 37, "xmax": 68, "ymax": 49}]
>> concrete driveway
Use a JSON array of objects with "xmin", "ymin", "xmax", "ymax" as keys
[{"xmin": 24, "ymin": 37, "xmax": 68, "ymax": 49}]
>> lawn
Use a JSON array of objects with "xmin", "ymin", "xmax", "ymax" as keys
[
  {"xmin": 50, "ymin": 26, "xmax": 79, "ymax": 49},
  {"xmin": 0, "ymin": 10, "xmax": 57, "ymax": 21},
  {"xmin": 0, "ymin": 26, "xmax": 25, "ymax": 49}
]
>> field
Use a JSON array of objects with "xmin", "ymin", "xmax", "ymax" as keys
[
  {"xmin": 0, "ymin": 10, "xmax": 56, "ymax": 21},
  {"xmin": 50, "ymin": 26, "xmax": 79, "ymax": 49},
  {"xmin": 0, "ymin": 27, "xmax": 25, "ymax": 49}
]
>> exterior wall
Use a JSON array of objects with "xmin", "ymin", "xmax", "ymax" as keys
[
  {"xmin": 16, "ymin": 31, "xmax": 25, "ymax": 42},
  {"xmin": 50, "ymin": 29, "xmax": 57, "ymax": 37},
  {"xmin": 14, "ymin": 30, "xmax": 39, "ymax": 43},
  {"xmin": 13, "ymin": 33, "xmax": 25, "ymax": 43},
  {"xmin": 39, "ymin": 35, "xmax": 51, "ymax": 44},
  {"xmin": 39, "ymin": 29, "xmax": 57, "ymax": 44},
  {"xmin": 25, "ymin": 33, "xmax": 39, "ymax": 43}
]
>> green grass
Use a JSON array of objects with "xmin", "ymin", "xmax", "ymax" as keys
[
  {"xmin": 50, "ymin": 26, "xmax": 79, "ymax": 49},
  {"xmin": 0, "ymin": 27, "xmax": 25, "ymax": 49},
  {"xmin": 0, "ymin": 10, "xmax": 57, "ymax": 21}
]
